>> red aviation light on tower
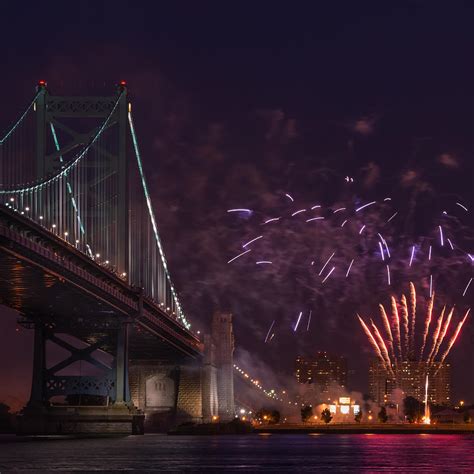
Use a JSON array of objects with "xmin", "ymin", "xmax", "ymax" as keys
[
  {"xmin": 38, "ymin": 80, "xmax": 47, "ymax": 87},
  {"xmin": 118, "ymin": 80, "xmax": 127, "ymax": 93}
]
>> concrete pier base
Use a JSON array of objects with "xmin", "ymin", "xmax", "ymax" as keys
[{"xmin": 16, "ymin": 404, "xmax": 144, "ymax": 436}]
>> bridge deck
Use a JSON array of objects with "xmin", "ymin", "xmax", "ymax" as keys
[{"xmin": 0, "ymin": 206, "xmax": 203, "ymax": 360}]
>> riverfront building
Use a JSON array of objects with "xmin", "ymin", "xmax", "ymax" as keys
[{"xmin": 368, "ymin": 359, "xmax": 451, "ymax": 405}]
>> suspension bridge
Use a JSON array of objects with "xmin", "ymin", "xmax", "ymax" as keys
[{"xmin": 0, "ymin": 81, "xmax": 234, "ymax": 434}]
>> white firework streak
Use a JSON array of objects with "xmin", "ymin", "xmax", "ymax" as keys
[
  {"xmin": 242, "ymin": 235, "xmax": 263, "ymax": 248},
  {"xmin": 322, "ymin": 266, "xmax": 335, "ymax": 283},
  {"xmin": 345, "ymin": 259, "xmax": 354, "ymax": 277},
  {"xmin": 227, "ymin": 249, "xmax": 251, "ymax": 264},
  {"xmin": 355, "ymin": 201, "xmax": 376, "ymax": 212},
  {"xmin": 264, "ymin": 320, "xmax": 275, "ymax": 343},
  {"xmin": 318, "ymin": 252, "xmax": 335, "ymax": 276},
  {"xmin": 462, "ymin": 278, "xmax": 473, "ymax": 297},
  {"xmin": 293, "ymin": 311, "xmax": 303, "ymax": 332}
]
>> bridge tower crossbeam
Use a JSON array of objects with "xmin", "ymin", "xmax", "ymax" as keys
[{"xmin": 34, "ymin": 82, "xmax": 129, "ymax": 277}]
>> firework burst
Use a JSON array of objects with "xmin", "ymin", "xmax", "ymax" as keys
[{"xmin": 358, "ymin": 282, "xmax": 470, "ymax": 375}]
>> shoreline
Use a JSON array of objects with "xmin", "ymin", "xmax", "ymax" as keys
[{"xmin": 254, "ymin": 423, "xmax": 474, "ymax": 435}]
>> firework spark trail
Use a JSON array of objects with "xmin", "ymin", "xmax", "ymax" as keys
[
  {"xmin": 322, "ymin": 266, "xmax": 336, "ymax": 283},
  {"xmin": 420, "ymin": 292, "xmax": 435, "ymax": 360},
  {"xmin": 263, "ymin": 217, "xmax": 281, "ymax": 224},
  {"xmin": 391, "ymin": 296, "xmax": 402, "ymax": 360},
  {"xmin": 227, "ymin": 249, "xmax": 251, "ymax": 263},
  {"xmin": 345, "ymin": 259, "xmax": 354, "ymax": 277},
  {"xmin": 318, "ymin": 252, "xmax": 335, "ymax": 276},
  {"xmin": 409, "ymin": 282, "xmax": 417, "ymax": 358},
  {"xmin": 355, "ymin": 201, "xmax": 376, "ymax": 212},
  {"xmin": 426, "ymin": 306, "xmax": 446, "ymax": 364},
  {"xmin": 409, "ymin": 246, "xmax": 416, "ymax": 267},
  {"xmin": 439, "ymin": 225, "xmax": 444, "ymax": 246},
  {"xmin": 386, "ymin": 265, "xmax": 391, "ymax": 285},
  {"xmin": 456, "ymin": 202, "xmax": 468, "ymax": 212},
  {"xmin": 431, "ymin": 306, "xmax": 454, "ymax": 363},
  {"xmin": 387, "ymin": 212, "xmax": 398, "ymax": 223},
  {"xmin": 293, "ymin": 311, "xmax": 303, "ymax": 332},
  {"xmin": 307, "ymin": 310, "xmax": 312, "ymax": 331},
  {"xmin": 428, "ymin": 246, "xmax": 432, "ymax": 260},
  {"xmin": 227, "ymin": 208, "xmax": 252, "ymax": 214},
  {"xmin": 357, "ymin": 315, "xmax": 387, "ymax": 368},
  {"xmin": 371, "ymin": 319, "xmax": 395, "ymax": 377},
  {"xmin": 285, "ymin": 193, "xmax": 294, "ymax": 202},
  {"xmin": 378, "ymin": 242, "xmax": 385, "ymax": 261},
  {"xmin": 436, "ymin": 310, "xmax": 470, "ymax": 373},
  {"xmin": 462, "ymin": 278, "xmax": 473, "ymax": 297},
  {"xmin": 242, "ymin": 235, "xmax": 263, "ymax": 248},
  {"xmin": 379, "ymin": 304, "xmax": 396, "ymax": 363},
  {"xmin": 400, "ymin": 294, "xmax": 410, "ymax": 358},
  {"xmin": 291, "ymin": 209, "xmax": 306, "ymax": 216},
  {"xmin": 429, "ymin": 274, "xmax": 433, "ymax": 297},
  {"xmin": 264, "ymin": 320, "xmax": 275, "ymax": 343},
  {"xmin": 359, "ymin": 284, "xmax": 469, "ymax": 380},
  {"xmin": 377, "ymin": 233, "xmax": 391, "ymax": 258}
]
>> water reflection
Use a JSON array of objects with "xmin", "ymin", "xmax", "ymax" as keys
[{"xmin": 1, "ymin": 433, "xmax": 474, "ymax": 472}]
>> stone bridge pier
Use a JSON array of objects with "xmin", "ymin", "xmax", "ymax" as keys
[{"xmin": 129, "ymin": 311, "xmax": 235, "ymax": 431}]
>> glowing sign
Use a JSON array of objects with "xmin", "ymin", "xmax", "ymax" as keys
[
  {"xmin": 353, "ymin": 405, "xmax": 360, "ymax": 414},
  {"xmin": 339, "ymin": 397, "xmax": 351, "ymax": 405},
  {"xmin": 340, "ymin": 405, "xmax": 350, "ymax": 415},
  {"xmin": 329, "ymin": 405, "xmax": 337, "ymax": 413}
]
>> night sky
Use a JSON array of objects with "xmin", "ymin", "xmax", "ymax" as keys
[{"xmin": 1, "ymin": 1, "xmax": 474, "ymax": 410}]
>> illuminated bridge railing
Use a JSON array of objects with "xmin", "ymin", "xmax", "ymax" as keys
[
  {"xmin": 0, "ymin": 210, "xmax": 202, "ymax": 354},
  {"xmin": 0, "ymin": 83, "xmax": 191, "ymax": 330}
]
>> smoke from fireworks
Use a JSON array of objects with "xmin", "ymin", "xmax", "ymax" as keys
[{"xmin": 358, "ymin": 282, "xmax": 470, "ymax": 374}]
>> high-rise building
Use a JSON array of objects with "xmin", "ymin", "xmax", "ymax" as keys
[
  {"xmin": 295, "ymin": 352, "xmax": 347, "ymax": 393},
  {"xmin": 212, "ymin": 311, "xmax": 235, "ymax": 421},
  {"xmin": 368, "ymin": 359, "xmax": 451, "ymax": 405}
]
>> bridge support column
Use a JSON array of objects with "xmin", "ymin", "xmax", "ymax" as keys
[
  {"xmin": 28, "ymin": 322, "xmax": 46, "ymax": 406},
  {"xmin": 115, "ymin": 323, "xmax": 130, "ymax": 404},
  {"xmin": 17, "ymin": 321, "xmax": 143, "ymax": 436}
]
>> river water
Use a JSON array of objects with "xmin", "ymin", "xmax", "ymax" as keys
[{"xmin": 1, "ymin": 433, "xmax": 474, "ymax": 472}]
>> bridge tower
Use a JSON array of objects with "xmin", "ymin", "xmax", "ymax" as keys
[
  {"xmin": 212, "ymin": 311, "xmax": 235, "ymax": 421},
  {"xmin": 17, "ymin": 82, "xmax": 141, "ymax": 435},
  {"xmin": 34, "ymin": 80, "xmax": 129, "ymax": 275}
]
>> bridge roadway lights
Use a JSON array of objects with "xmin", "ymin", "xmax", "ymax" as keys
[{"xmin": 16, "ymin": 320, "xmax": 144, "ymax": 436}]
